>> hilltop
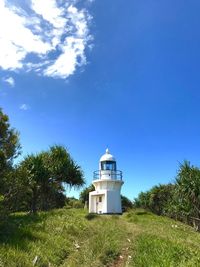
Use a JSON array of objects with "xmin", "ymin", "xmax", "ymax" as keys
[{"xmin": 0, "ymin": 209, "xmax": 200, "ymax": 267}]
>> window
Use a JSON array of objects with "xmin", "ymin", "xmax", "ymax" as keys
[
  {"xmin": 99, "ymin": 196, "xmax": 102, "ymax": 202},
  {"xmin": 101, "ymin": 161, "xmax": 116, "ymax": 171}
]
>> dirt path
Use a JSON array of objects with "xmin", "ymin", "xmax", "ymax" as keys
[
  {"xmin": 110, "ymin": 245, "xmax": 132, "ymax": 267},
  {"xmin": 110, "ymin": 217, "xmax": 142, "ymax": 267}
]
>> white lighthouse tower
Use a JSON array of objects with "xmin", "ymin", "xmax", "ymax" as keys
[{"xmin": 89, "ymin": 149, "xmax": 124, "ymax": 214}]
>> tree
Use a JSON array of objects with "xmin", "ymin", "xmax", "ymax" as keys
[
  {"xmin": 19, "ymin": 153, "xmax": 48, "ymax": 213},
  {"xmin": 121, "ymin": 195, "xmax": 133, "ymax": 211},
  {"xmin": 4, "ymin": 165, "xmax": 32, "ymax": 212},
  {"xmin": 18, "ymin": 145, "xmax": 85, "ymax": 213},
  {"xmin": 0, "ymin": 108, "xmax": 21, "ymax": 191},
  {"xmin": 134, "ymin": 184, "xmax": 175, "ymax": 215},
  {"xmin": 148, "ymin": 184, "xmax": 175, "ymax": 215},
  {"xmin": 0, "ymin": 108, "xmax": 21, "ymax": 218},
  {"xmin": 175, "ymin": 161, "xmax": 200, "ymax": 218},
  {"xmin": 134, "ymin": 191, "xmax": 151, "ymax": 209},
  {"xmin": 79, "ymin": 184, "xmax": 95, "ymax": 204}
]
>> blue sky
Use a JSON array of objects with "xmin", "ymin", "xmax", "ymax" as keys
[{"xmin": 1, "ymin": 0, "xmax": 200, "ymax": 200}]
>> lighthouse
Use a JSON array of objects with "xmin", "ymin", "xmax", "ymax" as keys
[{"xmin": 89, "ymin": 149, "xmax": 124, "ymax": 214}]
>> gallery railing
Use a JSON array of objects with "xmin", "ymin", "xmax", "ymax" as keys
[{"xmin": 93, "ymin": 170, "xmax": 123, "ymax": 180}]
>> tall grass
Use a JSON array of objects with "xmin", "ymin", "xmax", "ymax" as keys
[
  {"xmin": 125, "ymin": 210, "xmax": 200, "ymax": 267},
  {"xmin": 0, "ymin": 208, "xmax": 200, "ymax": 266},
  {"xmin": 0, "ymin": 209, "xmax": 127, "ymax": 267}
]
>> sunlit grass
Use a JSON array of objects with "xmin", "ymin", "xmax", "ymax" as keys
[
  {"xmin": 0, "ymin": 208, "xmax": 200, "ymax": 266},
  {"xmin": 124, "ymin": 210, "xmax": 200, "ymax": 267},
  {"xmin": 0, "ymin": 209, "xmax": 127, "ymax": 267}
]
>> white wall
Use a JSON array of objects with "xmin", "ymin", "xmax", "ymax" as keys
[
  {"xmin": 89, "ymin": 188, "xmax": 122, "ymax": 214},
  {"xmin": 89, "ymin": 178, "xmax": 123, "ymax": 214},
  {"xmin": 106, "ymin": 190, "xmax": 122, "ymax": 213},
  {"xmin": 89, "ymin": 190, "xmax": 107, "ymax": 213}
]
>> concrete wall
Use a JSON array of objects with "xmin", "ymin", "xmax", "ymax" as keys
[
  {"xmin": 89, "ymin": 188, "xmax": 122, "ymax": 214},
  {"xmin": 106, "ymin": 190, "xmax": 122, "ymax": 214},
  {"xmin": 89, "ymin": 190, "xmax": 107, "ymax": 213}
]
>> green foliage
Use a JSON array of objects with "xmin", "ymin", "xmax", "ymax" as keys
[
  {"xmin": 85, "ymin": 212, "xmax": 98, "ymax": 220},
  {"xmin": 0, "ymin": 195, "xmax": 7, "ymax": 221},
  {"xmin": 79, "ymin": 184, "xmax": 95, "ymax": 204},
  {"xmin": 135, "ymin": 161, "xmax": 200, "ymax": 220},
  {"xmin": 174, "ymin": 161, "xmax": 200, "ymax": 218},
  {"xmin": 134, "ymin": 184, "xmax": 175, "ymax": 215},
  {"xmin": 66, "ymin": 197, "xmax": 84, "ymax": 209},
  {"xmin": 3, "ymin": 166, "xmax": 32, "ymax": 212},
  {"xmin": 0, "ymin": 108, "xmax": 21, "ymax": 180},
  {"xmin": 17, "ymin": 146, "xmax": 85, "ymax": 213},
  {"xmin": 47, "ymin": 145, "xmax": 84, "ymax": 188},
  {"xmin": 121, "ymin": 194, "xmax": 133, "ymax": 211},
  {"xmin": 0, "ymin": 108, "xmax": 21, "ymax": 221},
  {"xmin": 0, "ymin": 108, "xmax": 85, "ymax": 215}
]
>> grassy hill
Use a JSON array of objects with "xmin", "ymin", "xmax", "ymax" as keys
[{"xmin": 0, "ymin": 209, "xmax": 200, "ymax": 267}]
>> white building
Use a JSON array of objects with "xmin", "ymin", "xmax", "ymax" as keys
[{"xmin": 89, "ymin": 149, "xmax": 124, "ymax": 214}]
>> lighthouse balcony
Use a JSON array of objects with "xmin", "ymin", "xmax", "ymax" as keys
[{"xmin": 93, "ymin": 170, "xmax": 123, "ymax": 181}]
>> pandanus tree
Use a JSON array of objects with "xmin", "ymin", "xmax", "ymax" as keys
[
  {"xmin": 18, "ymin": 145, "xmax": 85, "ymax": 213},
  {"xmin": 175, "ymin": 161, "xmax": 200, "ymax": 218}
]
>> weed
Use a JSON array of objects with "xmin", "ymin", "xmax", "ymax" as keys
[
  {"xmin": 99, "ymin": 248, "xmax": 120, "ymax": 266},
  {"xmin": 85, "ymin": 213, "xmax": 98, "ymax": 220}
]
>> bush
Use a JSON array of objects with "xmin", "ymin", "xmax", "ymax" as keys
[
  {"xmin": 0, "ymin": 195, "xmax": 7, "ymax": 222},
  {"xmin": 85, "ymin": 213, "xmax": 98, "ymax": 220},
  {"xmin": 66, "ymin": 197, "xmax": 84, "ymax": 209},
  {"xmin": 121, "ymin": 195, "xmax": 133, "ymax": 212}
]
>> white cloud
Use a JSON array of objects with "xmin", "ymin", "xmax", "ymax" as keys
[
  {"xmin": 2, "ymin": 76, "xmax": 15, "ymax": 87},
  {"xmin": 44, "ymin": 36, "xmax": 86, "ymax": 79},
  {"xmin": 0, "ymin": 0, "xmax": 93, "ymax": 79},
  {"xmin": 19, "ymin": 104, "xmax": 30, "ymax": 110},
  {"xmin": 31, "ymin": 0, "xmax": 66, "ymax": 29}
]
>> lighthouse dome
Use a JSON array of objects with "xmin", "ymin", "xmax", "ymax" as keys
[{"xmin": 100, "ymin": 148, "xmax": 116, "ymax": 162}]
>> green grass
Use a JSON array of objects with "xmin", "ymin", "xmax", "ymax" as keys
[
  {"xmin": 125, "ymin": 210, "xmax": 200, "ymax": 267},
  {"xmin": 0, "ymin": 208, "xmax": 200, "ymax": 266}
]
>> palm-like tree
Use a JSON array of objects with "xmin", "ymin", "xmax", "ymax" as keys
[
  {"xmin": 18, "ymin": 145, "xmax": 85, "ymax": 213},
  {"xmin": 176, "ymin": 161, "xmax": 200, "ymax": 217}
]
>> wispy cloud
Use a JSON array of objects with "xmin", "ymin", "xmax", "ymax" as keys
[
  {"xmin": 19, "ymin": 104, "xmax": 30, "ymax": 111},
  {"xmin": 0, "ymin": 0, "xmax": 93, "ymax": 79},
  {"xmin": 2, "ymin": 76, "xmax": 15, "ymax": 87}
]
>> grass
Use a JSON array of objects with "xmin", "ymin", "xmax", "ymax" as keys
[
  {"xmin": 0, "ymin": 208, "xmax": 200, "ymax": 266},
  {"xmin": 125, "ymin": 210, "xmax": 200, "ymax": 267}
]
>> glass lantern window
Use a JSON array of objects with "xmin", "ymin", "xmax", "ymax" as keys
[{"xmin": 101, "ymin": 161, "xmax": 116, "ymax": 171}]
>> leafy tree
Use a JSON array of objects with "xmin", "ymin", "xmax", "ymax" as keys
[
  {"xmin": 3, "ymin": 165, "xmax": 32, "ymax": 212},
  {"xmin": 134, "ymin": 191, "xmax": 151, "ymax": 209},
  {"xmin": 121, "ymin": 195, "xmax": 133, "ymax": 211},
  {"xmin": 66, "ymin": 197, "xmax": 84, "ymax": 208},
  {"xmin": 0, "ymin": 108, "xmax": 21, "ymax": 218},
  {"xmin": 0, "ymin": 108, "xmax": 21, "ymax": 192},
  {"xmin": 134, "ymin": 184, "xmax": 175, "ymax": 215},
  {"xmin": 79, "ymin": 184, "xmax": 95, "ymax": 204},
  {"xmin": 148, "ymin": 184, "xmax": 175, "ymax": 215}
]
